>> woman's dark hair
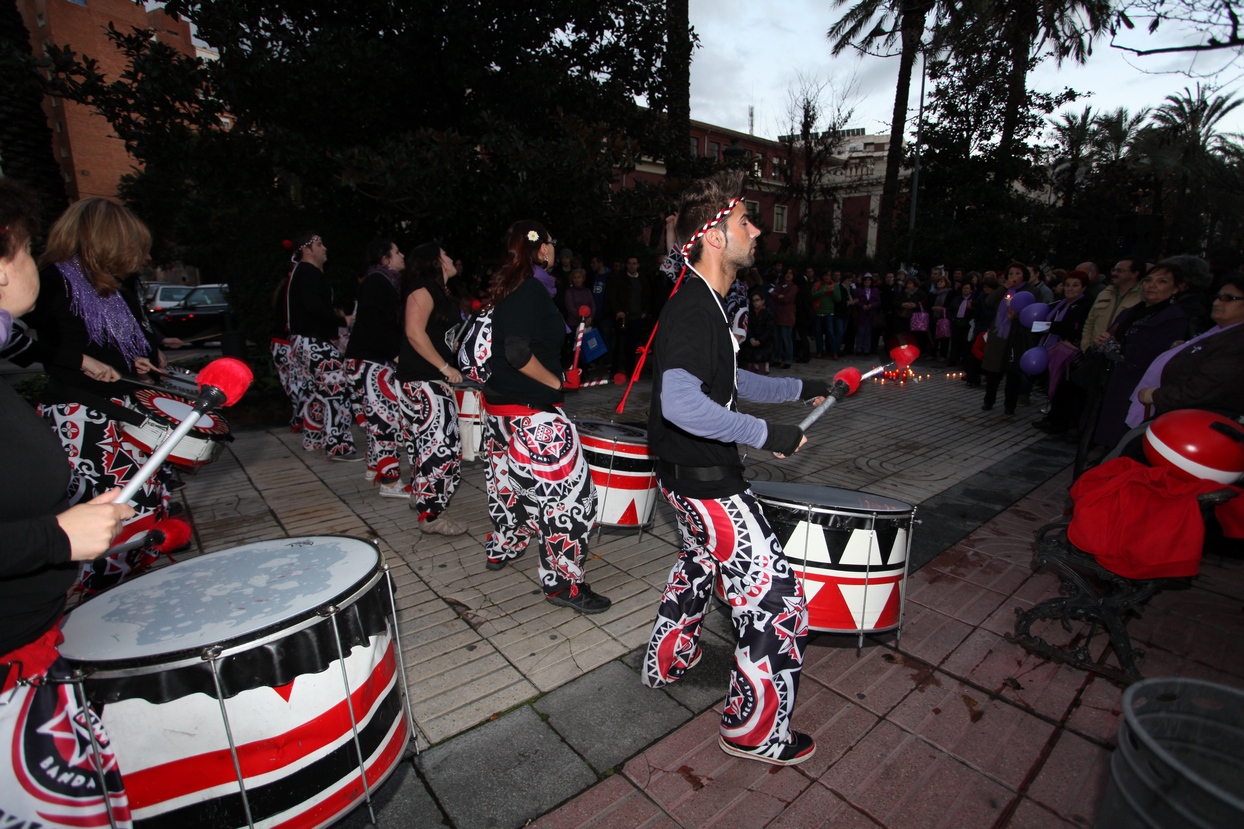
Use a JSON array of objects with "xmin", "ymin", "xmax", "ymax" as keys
[
  {"xmin": 1006, "ymin": 260, "xmax": 1027, "ymax": 277},
  {"xmin": 0, "ymin": 178, "xmax": 40, "ymax": 260},
  {"xmin": 489, "ymin": 220, "xmax": 551, "ymax": 306},
  {"xmin": 1215, "ymin": 275, "xmax": 1244, "ymax": 296},
  {"xmin": 365, "ymin": 237, "xmax": 396, "ymax": 267},
  {"xmin": 405, "ymin": 241, "xmax": 451, "ymax": 321},
  {"xmin": 1146, "ymin": 258, "xmax": 1188, "ymax": 288}
]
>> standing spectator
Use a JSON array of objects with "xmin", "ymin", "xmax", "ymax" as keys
[
  {"xmin": 811, "ymin": 271, "xmax": 834, "ymax": 358},
  {"xmin": 771, "ymin": 269, "xmax": 798, "ymax": 368},
  {"xmin": 981, "ymin": 262, "xmax": 1032, "ymax": 414},
  {"xmin": 563, "ymin": 267, "xmax": 594, "ymax": 329},
  {"xmin": 929, "ymin": 272, "xmax": 953, "ymax": 358},
  {"xmin": 945, "ymin": 280, "xmax": 976, "ymax": 367},
  {"xmin": 345, "ymin": 238, "xmax": 406, "ymax": 491},
  {"xmin": 1092, "ymin": 262, "xmax": 1190, "ymax": 448},
  {"xmin": 606, "ymin": 255, "xmax": 655, "ymax": 381},
  {"xmin": 1033, "ymin": 270, "xmax": 1093, "ymax": 435},
  {"xmin": 854, "ymin": 274, "xmax": 882, "ymax": 355},
  {"xmin": 1082, "ymin": 257, "xmax": 1144, "ymax": 351},
  {"xmin": 893, "ymin": 274, "xmax": 930, "ymax": 355},
  {"xmin": 1027, "ymin": 265, "xmax": 1054, "ymax": 304},
  {"xmin": 480, "ymin": 221, "xmax": 610, "ymax": 614},
  {"xmin": 793, "ymin": 266, "xmax": 815, "ymax": 362},
  {"xmin": 587, "ymin": 255, "xmax": 611, "ymax": 323},
  {"xmin": 739, "ymin": 291, "xmax": 774, "ymax": 373},
  {"xmin": 834, "ymin": 272, "xmax": 857, "ymax": 357}
]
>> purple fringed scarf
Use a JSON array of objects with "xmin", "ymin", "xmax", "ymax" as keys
[
  {"xmin": 57, "ymin": 256, "xmax": 150, "ymax": 369},
  {"xmin": 366, "ymin": 264, "xmax": 402, "ymax": 294}
]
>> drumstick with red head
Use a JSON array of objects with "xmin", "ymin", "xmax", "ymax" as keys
[
  {"xmin": 115, "ymin": 357, "xmax": 253, "ymax": 504},
  {"xmin": 797, "ymin": 345, "xmax": 921, "ymax": 432},
  {"xmin": 570, "ymin": 305, "xmax": 592, "ymax": 371}
]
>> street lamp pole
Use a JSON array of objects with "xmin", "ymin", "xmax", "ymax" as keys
[{"xmin": 906, "ymin": 50, "xmax": 928, "ymax": 263}]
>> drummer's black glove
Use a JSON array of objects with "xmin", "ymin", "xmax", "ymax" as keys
[
  {"xmin": 762, "ymin": 422, "xmax": 804, "ymax": 456},
  {"xmin": 800, "ymin": 379, "xmax": 831, "ymax": 401}
]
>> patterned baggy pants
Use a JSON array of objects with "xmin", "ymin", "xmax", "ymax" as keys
[
  {"xmin": 294, "ymin": 335, "xmax": 356, "ymax": 457},
  {"xmin": 397, "ymin": 379, "xmax": 461, "ymax": 515},
  {"xmin": 1, "ymin": 629, "xmax": 131, "ymax": 828},
  {"xmin": 40, "ymin": 400, "xmax": 171, "ymax": 594},
  {"xmin": 270, "ymin": 336, "xmax": 307, "ymax": 431},
  {"xmin": 642, "ymin": 486, "xmax": 808, "ymax": 749},
  {"xmin": 483, "ymin": 408, "xmax": 597, "ymax": 596},
  {"xmin": 347, "ymin": 359, "xmax": 403, "ymax": 480}
]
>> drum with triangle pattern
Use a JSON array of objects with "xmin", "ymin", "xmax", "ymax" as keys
[{"xmin": 751, "ymin": 481, "xmax": 915, "ymax": 634}]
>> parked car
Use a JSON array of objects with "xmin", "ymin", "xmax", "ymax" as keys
[
  {"xmin": 146, "ymin": 283, "xmax": 194, "ymax": 312},
  {"xmin": 150, "ymin": 284, "xmax": 234, "ymax": 343}
]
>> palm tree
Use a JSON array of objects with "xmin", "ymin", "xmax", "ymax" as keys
[
  {"xmin": 942, "ymin": 0, "xmax": 1112, "ymax": 164},
  {"xmin": 1050, "ymin": 106, "xmax": 1093, "ymax": 209},
  {"xmin": 827, "ymin": 0, "xmax": 936, "ymax": 265},
  {"xmin": 1090, "ymin": 106, "xmax": 1149, "ymax": 165}
]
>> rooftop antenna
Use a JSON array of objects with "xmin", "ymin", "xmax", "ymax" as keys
[{"xmin": 748, "ymin": 105, "xmax": 754, "ymax": 136}]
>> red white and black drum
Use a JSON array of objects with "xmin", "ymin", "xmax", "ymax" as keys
[
  {"xmin": 59, "ymin": 536, "xmax": 413, "ymax": 829},
  {"xmin": 576, "ymin": 420, "xmax": 658, "ymax": 528},
  {"xmin": 751, "ymin": 481, "xmax": 915, "ymax": 638},
  {"xmin": 123, "ymin": 388, "xmax": 231, "ymax": 469},
  {"xmin": 454, "ymin": 382, "xmax": 484, "ymax": 462}
]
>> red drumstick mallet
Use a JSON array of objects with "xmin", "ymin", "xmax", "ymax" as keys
[
  {"xmin": 562, "ymin": 305, "xmax": 593, "ymax": 391},
  {"xmin": 115, "ymin": 357, "xmax": 253, "ymax": 504}
]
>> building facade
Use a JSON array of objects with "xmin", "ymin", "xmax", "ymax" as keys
[{"xmin": 15, "ymin": 0, "xmax": 194, "ymax": 201}]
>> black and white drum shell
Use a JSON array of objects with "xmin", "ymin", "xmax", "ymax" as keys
[
  {"xmin": 122, "ymin": 388, "xmax": 232, "ymax": 469},
  {"xmin": 60, "ymin": 536, "xmax": 407, "ymax": 829},
  {"xmin": 576, "ymin": 419, "xmax": 658, "ymax": 528},
  {"xmin": 751, "ymin": 481, "xmax": 915, "ymax": 635}
]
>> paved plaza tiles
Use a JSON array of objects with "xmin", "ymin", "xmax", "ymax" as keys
[{"xmin": 159, "ymin": 356, "xmax": 1243, "ymax": 828}]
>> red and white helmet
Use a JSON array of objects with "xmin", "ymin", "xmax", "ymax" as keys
[{"xmin": 1143, "ymin": 409, "xmax": 1244, "ymax": 484}]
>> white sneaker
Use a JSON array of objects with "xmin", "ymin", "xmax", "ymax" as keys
[
  {"xmin": 421, "ymin": 511, "xmax": 466, "ymax": 536},
  {"xmin": 378, "ymin": 480, "xmax": 409, "ymax": 499},
  {"xmin": 363, "ymin": 469, "xmax": 377, "ymax": 482}
]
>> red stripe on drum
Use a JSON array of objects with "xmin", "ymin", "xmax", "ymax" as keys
[
  {"xmin": 578, "ymin": 437, "xmax": 651, "ymax": 457},
  {"xmin": 268, "ymin": 713, "xmax": 408, "ymax": 829},
  {"xmin": 589, "ymin": 469, "xmax": 658, "ymax": 490},
  {"xmin": 123, "ymin": 640, "xmax": 397, "ymax": 809}
]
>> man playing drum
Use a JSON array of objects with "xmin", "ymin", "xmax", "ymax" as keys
[{"xmin": 642, "ymin": 171, "xmax": 828, "ymax": 766}]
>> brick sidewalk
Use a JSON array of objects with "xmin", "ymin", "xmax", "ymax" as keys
[{"xmin": 161, "ymin": 357, "xmax": 1243, "ymax": 827}]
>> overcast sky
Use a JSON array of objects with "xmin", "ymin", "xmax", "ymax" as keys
[{"xmin": 688, "ymin": 0, "xmax": 1244, "ymax": 143}]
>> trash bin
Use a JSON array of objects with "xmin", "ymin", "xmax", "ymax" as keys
[{"xmin": 1096, "ymin": 677, "xmax": 1244, "ymax": 829}]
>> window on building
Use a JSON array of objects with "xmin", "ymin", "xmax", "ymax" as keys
[
  {"xmin": 751, "ymin": 156, "xmax": 764, "ymax": 179},
  {"xmin": 745, "ymin": 200, "xmax": 760, "ymax": 223},
  {"xmin": 689, "ymin": 135, "xmax": 699, "ymax": 156},
  {"xmin": 707, "ymin": 140, "xmax": 720, "ymax": 161},
  {"xmin": 773, "ymin": 205, "xmax": 788, "ymax": 234},
  {"xmin": 36, "ymin": 12, "xmax": 46, "ymax": 26},
  {"xmin": 55, "ymin": 121, "xmax": 63, "ymax": 133}
]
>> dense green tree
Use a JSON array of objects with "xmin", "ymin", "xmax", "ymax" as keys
[{"xmin": 42, "ymin": 0, "xmax": 676, "ymax": 342}]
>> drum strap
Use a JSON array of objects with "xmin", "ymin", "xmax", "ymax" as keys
[
  {"xmin": 42, "ymin": 379, "xmax": 146, "ymax": 427},
  {"xmin": 657, "ymin": 460, "xmax": 739, "ymax": 482}
]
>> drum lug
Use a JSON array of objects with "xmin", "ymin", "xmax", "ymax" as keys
[
  {"xmin": 201, "ymin": 645, "xmax": 222, "ymax": 660},
  {"xmin": 318, "ymin": 605, "xmax": 340, "ymax": 617}
]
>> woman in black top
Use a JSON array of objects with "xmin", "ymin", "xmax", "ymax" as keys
[
  {"xmin": 345, "ymin": 238, "xmax": 407, "ymax": 495},
  {"xmin": 0, "ymin": 177, "xmax": 135, "ymax": 824},
  {"xmin": 26, "ymin": 197, "xmax": 175, "ymax": 593},
  {"xmin": 395, "ymin": 242, "xmax": 467, "ymax": 535},
  {"xmin": 480, "ymin": 221, "xmax": 610, "ymax": 614}
]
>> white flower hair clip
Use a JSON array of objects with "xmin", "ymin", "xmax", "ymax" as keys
[{"xmin": 527, "ymin": 231, "xmax": 540, "ymax": 243}]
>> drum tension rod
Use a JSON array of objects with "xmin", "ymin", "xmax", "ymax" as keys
[
  {"xmin": 202, "ymin": 645, "xmax": 256, "ymax": 829},
  {"xmin": 70, "ymin": 669, "xmax": 120, "ymax": 829},
  {"xmin": 329, "ymin": 610, "xmax": 379, "ymax": 825}
]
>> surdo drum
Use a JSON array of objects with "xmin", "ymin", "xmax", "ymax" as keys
[
  {"xmin": 59, "ymin": 536, "xmax": 415, "ymax": 829},
  {"xmin": 751, "ymin": 481, "xmax": 916, "ymax": 646},
  {"xmin": 576, "ymin": 420, "xmax": 658, "ymax": 528},
  {"xmin": 454, "ymin": 382, "xmax": 484, "ymax": 462},
  {"xmin": 123, "ymin": 388, "xmax": 231, "ymax": 469}
]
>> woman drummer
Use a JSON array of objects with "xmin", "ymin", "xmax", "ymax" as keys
[
  {"xmin": 0, "ymin": 177, "xmax": 136, "ymax": 825},
  {"xmin": 481, "ymin": 221, "xmax": 610, "ymax": 614},
  {"xmin": 25, "ymin": 197, "xmax": 174, "ymax": 593},
  {"xmin": 395, "ymin": 242, "xmax": 467, "ymax": 535}
]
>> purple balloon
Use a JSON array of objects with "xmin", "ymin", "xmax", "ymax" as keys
[
  {"xmin": 1020, "ymin": 346, "xmax": 1049, "ymax": 375},
  {"xmin": 1008, "ymin": 292, "xmax": 1035, "ymax": 314},
  {"xmin": 1019, "ymin": 302, "xmax": 1050, "ymax": 328}
]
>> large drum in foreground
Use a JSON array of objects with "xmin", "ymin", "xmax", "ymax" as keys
[
  {"xmin": 751, "ymin": 481, "xmax": 915, "ymax": 639},
  {"xmin": 60, "ymin": 536, "xmax": 412, "ymax": 829},
  {"xmin": 454, "ymin": 382, "xmax": 484, "ymax": 462},
  {"xmin": 576, "ymin": 420, "xmax": 658, "ymax": 528}
]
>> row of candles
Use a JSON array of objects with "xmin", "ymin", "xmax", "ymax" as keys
[{"xmin": 872, "ymin": 369, "xmax": 968, "ymax": 385}]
